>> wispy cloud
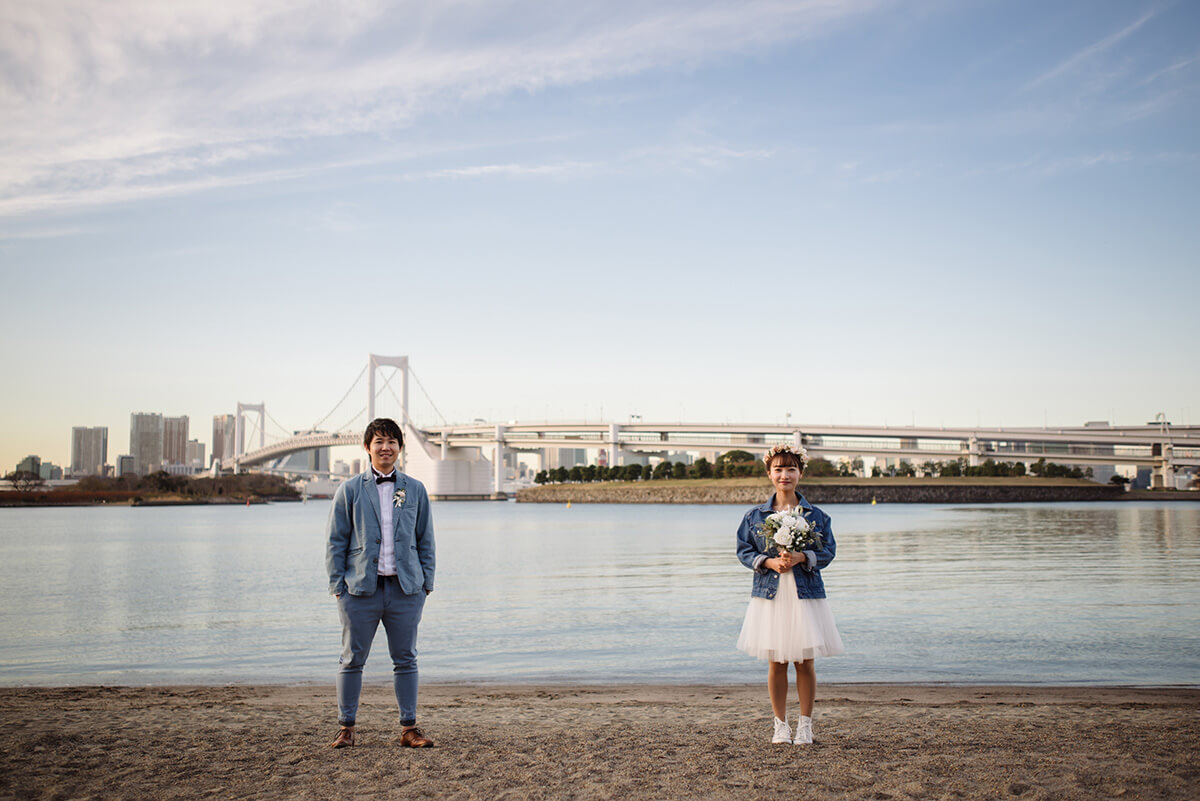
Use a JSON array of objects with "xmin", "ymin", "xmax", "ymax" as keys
[
  {"xmin": 400, "ymin": 141, "xmax": 774, "ymax": 183},
  {"xmin": 1024, "ymin": 9, "xmax": 1156, "ymax": 91},
  {"xmin": 1139, "ymin": 52, "xmax": 1198, "ymax": 86},
  {"xmin": 0, "ymin": 0, "xmax": 881, "ymax": 218}
]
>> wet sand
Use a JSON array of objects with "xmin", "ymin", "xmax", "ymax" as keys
[{"xmin": 1, "ymin": 683, "xmax": 1197, "ymax": 800}]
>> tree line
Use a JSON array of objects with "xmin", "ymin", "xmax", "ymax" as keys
[{"xmin": 532, "ymin": 451, "xmax": 1096, "ymax": 484}]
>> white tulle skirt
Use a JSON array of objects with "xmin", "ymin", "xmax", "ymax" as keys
[{"xmin": 736, "ymin": 569, "xmax": 845, "ymax": 662}]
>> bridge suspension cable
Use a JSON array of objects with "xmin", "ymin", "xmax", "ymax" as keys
[
  {"xmin": 263, "ymin": 408, "xmax": 296, "ymax": 439},
  {"xmin": 408, "ymin": 366, "xmax": 448, "ymax": 426},
  {"xmin": 333, "ymin": 406, "xmax": 368, "ymax": 436},
  {"xmin": 310, "ymin": 363, "xmax": 369, "ymax": 432}
]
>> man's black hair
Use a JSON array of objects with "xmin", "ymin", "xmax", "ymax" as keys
[{"xmin": 363, "ymin": 418, "xmax": 404, "ymax": 449}]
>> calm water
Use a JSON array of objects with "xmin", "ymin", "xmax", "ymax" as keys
[{"xmin": 0, "ymin": 501, "xmax": 1197, "ymax": 686}]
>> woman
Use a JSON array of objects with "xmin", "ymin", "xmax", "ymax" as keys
[{"xmin": 735, "ymin": 443, "xmax": 844, "ymax": 744}]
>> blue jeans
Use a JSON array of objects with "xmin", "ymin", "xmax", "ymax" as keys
[{"xmin": 336, "ymin": 575, "xmax": 426, "ymax": 727}]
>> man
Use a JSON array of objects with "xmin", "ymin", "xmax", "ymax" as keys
[{"xmin": 326, "ymin": 417, "xmax": 435, "ymax": 748}]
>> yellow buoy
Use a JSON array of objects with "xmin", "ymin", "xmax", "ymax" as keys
[
  {"xmin": 566, "ymin": 501, "xmax": 572, "ymax": 508},
  {"xmin": 870, "ymin": 496, "xmax": 877, "ymax": 505}
]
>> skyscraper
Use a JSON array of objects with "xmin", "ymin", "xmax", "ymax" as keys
[
  {"xmin": 70, "ymin": 426, "xmax": 108, "ymax": 476},
  {"xmin": 212, "ymin": 414, "xmax": 236, "ymax": 465},
  {"xmin": 186, "ymin": 439, "xmax": 206, "ymax": 471},
  {"xmin": 163, "ymin": 415, "xmax": 189, "ymax": 466},
  {"xmin": 129, "ymin": 412, "xmax": 164, "ymax": 476}
]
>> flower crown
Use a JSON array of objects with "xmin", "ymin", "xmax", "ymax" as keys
[{"xmin": 763, "ymin": 442, "xmax": 810, "ymax": 468}]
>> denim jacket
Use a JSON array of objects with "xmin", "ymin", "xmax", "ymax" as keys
[{"xmin": 736, "ymin": 493, "xmax": 836, "ymax": 600}]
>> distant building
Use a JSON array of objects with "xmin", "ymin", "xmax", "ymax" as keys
[
  {"xmin": 1134, "ymin": 467, "xmax": 1153, "ymax": 490},
  {"xmin": 186, "ymin": 440, "xmax": 206, "ymax": 472},
  {"xmin": 117, "ymin": 455, "xmax": 136, "ymax": 477},
  {"xmin": 351, "ymin": 459, "xmax": 362, "ymax": 475},
  {"xmin": 544, "ymin": 448, "xmax": 587, "ymax": 470},
  {"xmin": 129, "ymin": 412, "xmax": 164, "ymax": 476},
  {"xmin": 212, "ymin": 414, "xmax": 236, "ymax": 465},
  {"xmin": 38, "ymin": 462, "xmax": 63, "ymax": 480},
  {"xmin": 163, "ymin": 415, "xmax": 189, "ymax": 467},
  {"xmin": 16, "ymin": 455, "xmax": 41, "ymax": 475},
  {"xmin": 333, "ymin": 460, "xmax": 351, "ymax": 476},
  {"xmin": 71, "ymin": 426, "xmax": 108, "ymax": 476}
]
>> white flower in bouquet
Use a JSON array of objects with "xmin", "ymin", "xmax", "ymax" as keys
[{"xmin": 760, "ymin": 508, "xmax": 819, "ymax": 553}]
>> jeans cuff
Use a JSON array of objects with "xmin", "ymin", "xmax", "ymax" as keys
[
  {"xmin": 338, "ymin": 719, "xmax": 355, "ymax": 727},
  {"xmin": 400, "ymin": 718, "xmax": 416, "ymax": 727}
]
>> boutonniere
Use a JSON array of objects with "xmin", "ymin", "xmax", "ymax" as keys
[{"xmin": 392, "ymin": 488, "xmax": 406, "ymax": 508}]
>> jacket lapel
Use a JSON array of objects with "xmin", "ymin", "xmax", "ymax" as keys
[
  {"xmin": 392, "ymin": 474, "xmax": 408, "ymax": 535},
  {"xmin": 363, "ymin": 472, "xmax": 382, "ymax": 528}
]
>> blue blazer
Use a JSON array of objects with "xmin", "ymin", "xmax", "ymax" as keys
[{"xmin": 325, "ymin": 470, "xmax": 435, "ymax": 597}]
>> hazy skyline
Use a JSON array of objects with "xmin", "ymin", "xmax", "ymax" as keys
[{"xmin": 2, "ymin": 0, "xmax": 1197, "ymax": 470}]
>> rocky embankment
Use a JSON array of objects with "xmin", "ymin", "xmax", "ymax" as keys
[{"xmin": 516, "ymin": 481, "xmax": 1129, "ymax": 504}]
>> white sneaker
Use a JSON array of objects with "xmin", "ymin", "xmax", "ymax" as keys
[
  {"xmin": 771, "ymin": 716, "xmax": 792, "ymax": 744},
  {"xmin": 793, "ymin": 715, "xmax": 813, "ymax": 745}
]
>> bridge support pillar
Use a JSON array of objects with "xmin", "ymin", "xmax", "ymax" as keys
[
  {"xmin": 494, "ymin": 425, "xmax": 506, "ymax": 496},
  {"xmin": 609, "ymin": 423, "xmax": 621, "ymax": 468},
  {"xmin": 967, "ymin": 436, "xmax": 982, "ymax": 467},
  {"xmin": 1153, "ymin": 443, "xmax": 1176, "ymax": 489}
]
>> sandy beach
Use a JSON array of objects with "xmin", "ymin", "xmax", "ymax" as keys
[{"xmin": 1, "ymin": 683, "xmax": 1196, "ymax": 800}]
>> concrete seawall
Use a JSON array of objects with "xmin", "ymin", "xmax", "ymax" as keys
[{"xmin": 516, "ymin": 482, "xmax": 1129, "ymax": 504}]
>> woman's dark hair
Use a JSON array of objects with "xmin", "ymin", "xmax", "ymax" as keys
[
  {"xmin": 363, "ymin": 418, "xmax": 404, "ymax": 449},
  {"xmin": 766, "ymin": 451, "xmax": 804, "ymax": 474}
]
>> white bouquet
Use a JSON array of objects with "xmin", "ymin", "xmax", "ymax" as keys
[{"xmin": 760, "ymin": 508, "xmax": 820, "ymax": 553}]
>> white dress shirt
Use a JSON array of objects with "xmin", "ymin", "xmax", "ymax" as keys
[{"xmin": 373, "ymin": 468, "xmax": 397, "ymax": 576}]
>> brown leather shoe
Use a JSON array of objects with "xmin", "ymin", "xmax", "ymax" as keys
[
  {"xmin": 330, "ymin": 726, "xmax": 355, "ymax": 748},
  {"xmin": 400, "ymin": 726, "xmax": 434, "ymax": 748}
]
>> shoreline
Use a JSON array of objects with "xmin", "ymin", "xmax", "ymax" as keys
[
  {"xmin": 3, "ymin": 682, "xmax": 1196, "ymax": 800},
  {"xmin": 516, "ymin": 477, "xmax": 1196, "ymax": 504}
]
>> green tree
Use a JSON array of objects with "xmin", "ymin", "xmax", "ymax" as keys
[
  {"xmin": 569, "ymin": 466, "xmax": 584, "ymax": 482},
  {"xmin": 805, "ymin": 457, "xmax": 839, "ymax": 477},
  {"xmin": 582, "ymin": 464, "xmax": 597, "ymax": 482},
  {"xmin": 552, "ymin": 467, "xmax": 569, "ymax": 483},
  {"xmin": 941, "ymin": 458, "xmax": 964, "ymax": 477},
  {"xmin": 719, "ymin": 449, "xmax": 756, "ymax": 463},
  {"xmin": 690, "ymin": 458, "xmax": 713, "ymax": 479},
  {"xmin": 674, "ymin": 461, "xmax": 688, "ymax": 479},
  {"xmin": 534, "ymin": 470, "xmax": 549, "ymax": 485},
  {"xmin": 624, "ymin": 463, "xmax": 643, "ymax": 480},
  {"xmin": 895, "ymin": 460, "xmax": 916, "ymax": 477},
  {"xmin": 652, "ymin": 461, "xmax": 673, "ymax": 480}
]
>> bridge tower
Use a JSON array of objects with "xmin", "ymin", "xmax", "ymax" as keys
[
  {"xmin": 235, "ymin": 402, "xmax": 266, "ymax": 464},
  {"xmin": 369, "ymin": 354, "xmax": 409, "ymax": 422},
  {"xmin": 369, "ymin": 354, "xmax": 410, "ymax": 469}
]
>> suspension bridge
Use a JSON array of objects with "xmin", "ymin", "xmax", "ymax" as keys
[{"xmin": 222, "ymin": 355, "xmax": 1200, "ymax": 497}]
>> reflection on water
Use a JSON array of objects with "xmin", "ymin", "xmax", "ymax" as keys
[{"xmin": 0, "ymin": 501, "xmax": 1197, "ymax": 686}]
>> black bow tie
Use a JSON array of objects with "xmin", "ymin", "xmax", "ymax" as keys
[{"xmin": 375, "ymin": 473, "xmax": 396, "ymax": 484}]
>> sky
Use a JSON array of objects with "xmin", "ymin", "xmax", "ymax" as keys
[{"xmin": 1, "ymin": 0, "xmax": 1197, "ymax": 470}]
